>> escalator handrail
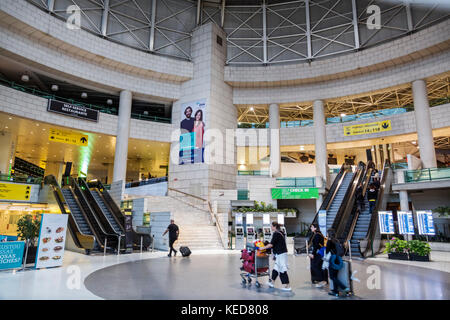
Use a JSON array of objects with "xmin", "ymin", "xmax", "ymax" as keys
[
  {"xmin": 308, "ymin": 163, "xmax": 347, "ymax": 239},
  {"xmin": 44, "ymin": 175, "xmax": 92, "ymax": 249},
  {"xmin": 69, "ymin": 177, "xmax": 118, "ymax": 242},
  {"xmin": 343, "ymin": 164, "xmax": 374, "ymax": 253},
  {"xmin": 362, "ymin": 159, "xmax": 392, "ymax": 257},
  {"xmin": 333, "ymin": 162, "xmax": 366, "ymax": 239},
  {"xmin": 78, "ymin": 178, "xmax": 124, "ymax": 236},
  {"xmin": 94, "ymin": 180, "xmax": 126, "ymax": 226}
]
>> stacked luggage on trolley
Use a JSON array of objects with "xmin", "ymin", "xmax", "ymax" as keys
[{"xmin": 240, "ymin": 240, "xmax": 271, "ymax": 288}]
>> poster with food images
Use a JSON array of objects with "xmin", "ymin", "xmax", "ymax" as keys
[{"xmin": 35, "ymin": 214, "xmax": 68, "ymax": 269}]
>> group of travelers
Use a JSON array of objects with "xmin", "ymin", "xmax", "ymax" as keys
[
  {"xmin": 308, "ymin": 223, "xmax": 349, "ymax": 296},
  {"xmin": 257, "ymin": 222, "xmax": 350, "ymax": 296}
]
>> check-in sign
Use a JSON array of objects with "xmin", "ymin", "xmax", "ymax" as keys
[
  {"xmin": 416, "ymin": 210, "xmax": 435, "ymax": 236},
  {"xmin": 378, "ymin": 211, "xmax": 395, "ymax": 234},
  {"xmin": 398, "ymin": 211, "xmax": 415, "ymax": 235},
  {"xmin": 49, "ymin": 128, "xmax": 88, "ymax": 146}
]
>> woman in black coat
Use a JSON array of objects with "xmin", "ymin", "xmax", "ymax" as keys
[{"xmin": 308, "ymin": 223, "xmax": 328, "ymax": 287}]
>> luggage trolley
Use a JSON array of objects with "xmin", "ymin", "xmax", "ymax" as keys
[{"xmin": 240, "ymin": 244, "xmax": 271, "ymax": 288}]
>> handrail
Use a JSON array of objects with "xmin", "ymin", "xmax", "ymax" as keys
[
  {"xmin": 78, "ymin": 178, "xmax": 124, "ymax": 236},
  {"xmin": 343, "ymin": 163, "xmax": 374, "ymax": 253},
  {"xmin": 44, "ymin": 175, "xmax": 94, "ymax": 250},
  {"xmin": 68, "ymin": 177, "xmax": 118, "ymax": 249},
  {"xmin": 333, "ymin": 162, "xmax": 366, "ymax": 242},
  {"xmin": 0, "ymin": 174, "xmax": 43, "ymax": 184},
  {"xmin": 168, "ymin": 187, "xmax": 226, "ymax": 249},
  {"xmin": 361, "ymin": 159, "xmax": 392, "ymax": 257},
  {"xmin": 94, "ymin": 180, "xmax": 126, "ymax": 226},
  {"xmin": 308, "ymin": 163, "xmax": 347, "ymax": 240}
]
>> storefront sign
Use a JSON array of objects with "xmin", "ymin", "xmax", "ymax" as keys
[
  {"xmin": 378, "ymin": 211, "xmax": 395, "ymax": 234},
  {"xmin": 49, "ymin": 128, "xmax": 88, "ymax": 147},
  {"xmin": 0, "ymin": 241, "xmax": 25, "ymax": 270},
  {"xmin": 47, "ymin": 99, "xmax": 98, "ymax": 122},
  {"xmin": 271, "ymin": 187, "xmax": 319, "ymax": 199},
  {"xmin": 416, "ymin": 210, "xmax": 435, "ymax": 236},
  {"xmin": 35, "ymin": 214, "xmax": 69, "ymax": 269},
  {"xmin": 344, "ymin": 120, "xmax": 392, "ymax": 136},
  {"xmin": 318, "ymin": 210, "xmax": 327, "ymax": 234},
  {"xmin": 398, "ymin": 211, "xmax": 415, "ymax": 235},
  {"xmin": 0, "ymin": 183, "xmax": 32, "ymax": 201}
]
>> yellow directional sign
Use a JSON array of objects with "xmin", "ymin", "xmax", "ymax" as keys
[
  {"xmin": 344, "ymin": 120, "xmax": 392, "ymax": 136},
  {"xmin": 0, "ymin": 183, "xmax": 32, "ymax": 201},
  {"xmin": 49, "ymin": 128, "xmax": 88, "ymax": 146}
]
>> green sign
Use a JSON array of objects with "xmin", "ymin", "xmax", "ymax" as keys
[{"xmin": 271, "ymin": 188, "xmax": 319, "ymax": 199}]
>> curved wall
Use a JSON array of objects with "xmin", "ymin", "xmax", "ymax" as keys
[
  {"xmin": 0, "ymin": 0, "xmax": 193, "ymax": 101},
  {"xmin": 236, "ymin": 103, "xmax": 450, "ymax": 147},
  {"xmin": 0, "ymin": 85, "xmax": 172, "ymax": 142}
]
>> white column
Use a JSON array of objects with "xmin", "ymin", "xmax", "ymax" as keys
[
  {"xmin": 314, "ymin": 100, "xmax": 327, "ymax": 209},
  {"xmin": 269, "ymin": 103, "xmax": 280, "ymax": 177},
  {"xmin": 113, "ymin": 90, "xmax": 132, "ymax": 182},
  {"xmin": 412, "ymin": 79, "xmax": 437, "ymax": 168}
]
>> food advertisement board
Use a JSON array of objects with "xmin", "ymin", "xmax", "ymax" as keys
[{"xmin": 35, "ymin": 214, "xmax": 69, "ymax": 269}]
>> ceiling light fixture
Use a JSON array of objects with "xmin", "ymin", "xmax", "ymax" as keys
[
  {"xmin": 51, "ymin": 85, "xmax": 59, "ymax": 92},
  {"xmin": 81, "ymin": 92, "xmax": 88, "ymax": 99},
  {"xmin": 21, "ymin": 75, "xmax": 30, "ymax": 82}
]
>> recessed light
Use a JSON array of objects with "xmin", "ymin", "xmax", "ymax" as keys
[
  {"xmin": 8, "ymin": 117, "xmax": 12, "ymax": 120},
  {"xmin": 340, "ymin": 113, "xmax": 346, "ymax": 117}
]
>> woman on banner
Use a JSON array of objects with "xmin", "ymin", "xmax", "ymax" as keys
[{"xmin": 193, "ymin": 109, "xmax": 205, "ymax": 162}]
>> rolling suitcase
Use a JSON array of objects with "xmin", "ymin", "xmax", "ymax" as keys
[
  {"xmin": 179, "ymin": 246, "xmax": 191, "ymax": 257},
  {"xmin": 329, "ymin": 259, "xmax": 353, "ymax": 296}
]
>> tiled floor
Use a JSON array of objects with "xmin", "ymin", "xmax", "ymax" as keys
[{"xmin": 1, "ymin": 250, "xmax": 449, "ymax": 300}]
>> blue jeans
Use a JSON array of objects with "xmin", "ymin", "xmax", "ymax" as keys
[
  {"xmin": 329, "ymin": 268, "xmax": 346, "ymax": 293},
  {"xmin": 369, "ymin": 201, "xmax": 376, "ymax": 214}
]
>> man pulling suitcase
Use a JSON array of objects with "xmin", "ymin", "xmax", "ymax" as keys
[{"xmin": 163, "ymin": 219, "xmax": 179, "ymax": 257}]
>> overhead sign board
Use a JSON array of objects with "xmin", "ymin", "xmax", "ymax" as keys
[
  {"xmin": 344, "ymin": 120, "xmax": 392, "ymax": 136},
  {"xmin": 398, "ymin": 211, "xmax": 415, "ymax": 235},
  {"xmin": 416, "ymin": 210, "xmax": 435, "ymax": 236},
  {"xmin": 47, "ymin": 99, "xmax": 98, "ymax": 122},
  {"xmin": 271, "ymin": 188, "xmax": 319, "ymax": 199},
  {"xmin": 378, "ymin": 211, "xmax": 395, "ymax": 234},
  {"xmin": 35, "ymin": 214, "xmax": 69, "ymax": 269},
  {"xmin": 0, "ymin": 183, "xmax": 32, "ymax": 201},
  {"xmin": 49, "ymin": 128, "xmax": 88, "ymax": 147}
]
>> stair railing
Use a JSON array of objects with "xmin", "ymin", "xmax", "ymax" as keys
[{"xmin": 168, "ymin": 187, "xmax": 226, "ymax": 249}]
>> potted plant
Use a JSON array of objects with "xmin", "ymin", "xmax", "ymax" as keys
[
  {"xmin": 17, "ymin": 214, "xmax": 41, "ymax": 264},
  {"xmin": 384, "ymin": 237, "xmax": 409, "ymax": 260},
  {"xmin": 408, "ymin": 240, "xmax": 431, "ymax": 262}
]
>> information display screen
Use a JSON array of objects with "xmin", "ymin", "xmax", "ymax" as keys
[
  {"xmin": 318, "ymin": 210, "xmax": 326, "ymax": 235},
  {"xmin": 378, "ymin": 211, "xmax": 395, "ymax": 234},
  {"xmin": 398, "ymin": 211, "xmax": 415, "ymax": 235},
  {"xmin": 416, "ymin": 210, "xmax": 435, "ymax": 235}
]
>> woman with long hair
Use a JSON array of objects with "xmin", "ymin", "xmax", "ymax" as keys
[
  {"xmin": 193, "ymin": 109, "xmax": 204, "ymax": 149},
  {"xmin": 259, "ymin": 222, "xmax": 291, "ymax": 291},
  {"xmin": 308, "ymin": 223, "xmax": 328, "ymax": 287}
]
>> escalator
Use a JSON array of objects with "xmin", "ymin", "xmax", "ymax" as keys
[
  {"xmin": 44, "ymin": 175, "xmax": 95, "ymax": 253},
  {"xmin": 310, "ymin": 163, "xmax": 362, "ymax": 235},
  {"xmin": 86, "ymin": 179, "xmax": 153, "ymax": 251},
  {"xmin": 345, "ymin": 160, "xmax": 393, "ymax": 258},
  {"xmin": 63, "ymin": 176, "xmax": 120, "ymax": 254},
  {"xmin": 77, "ymin": 178, "xmax": 124, "ymax": 250}
]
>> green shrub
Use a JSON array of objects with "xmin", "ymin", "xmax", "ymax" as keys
[
  {"xmin": 384, "ymin": 237, "xmax": 408, "ymax": 254},
  {"xmin": 408, "ymin": 240, "xmax": 431, "ymax": 256}
]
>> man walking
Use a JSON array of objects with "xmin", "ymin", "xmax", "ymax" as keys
[{"xmin": 163, "ymin": 219, "xmax": 179, "ymax": 257}]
